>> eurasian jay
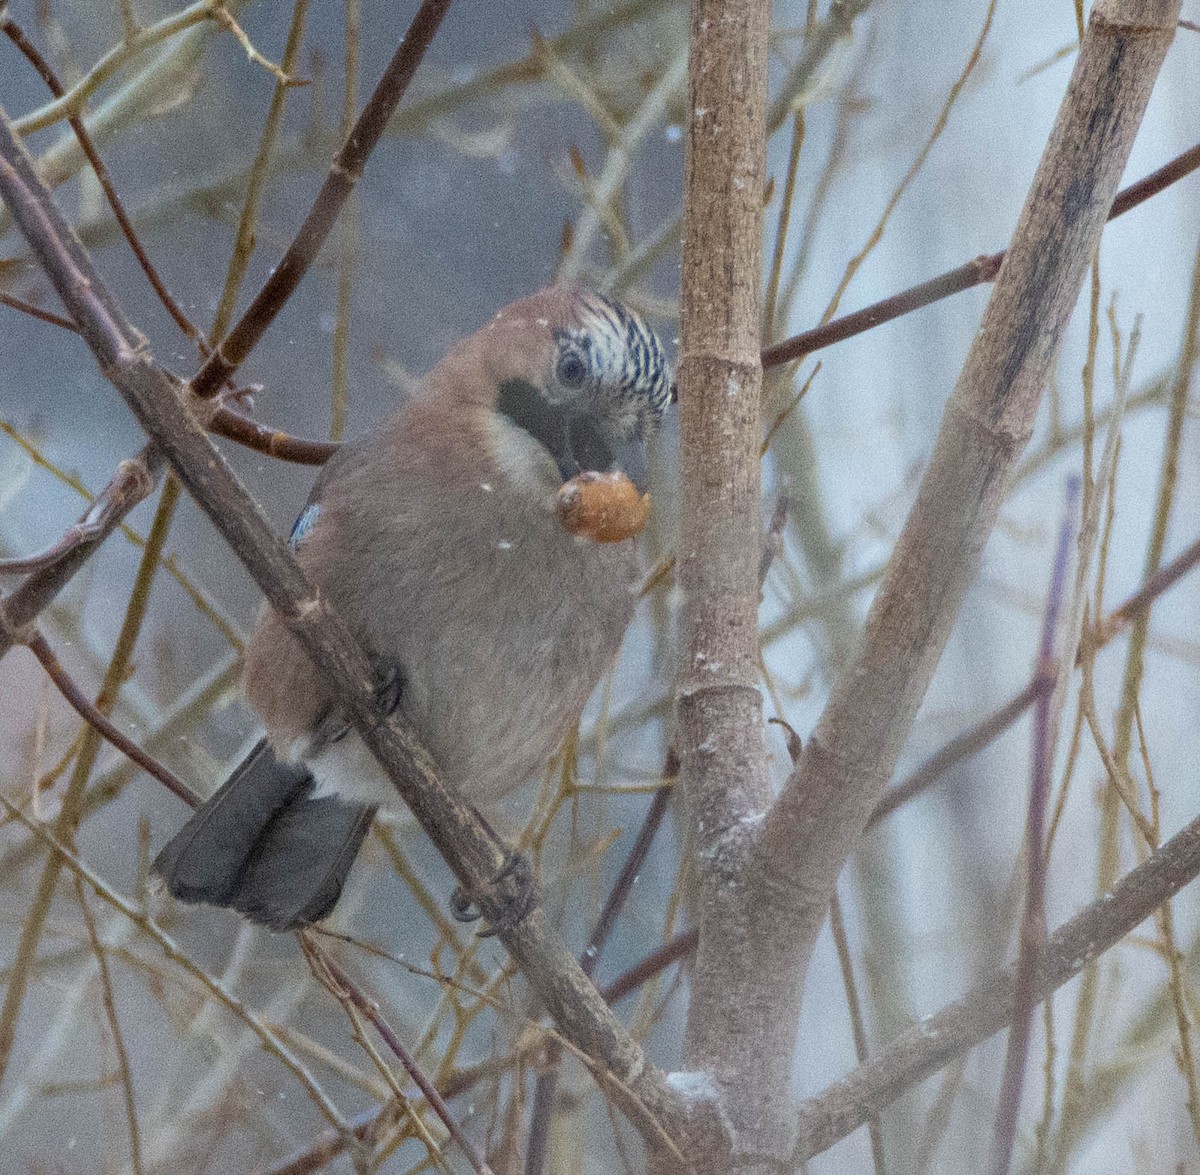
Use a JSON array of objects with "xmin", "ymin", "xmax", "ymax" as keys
[{"xmin": 153, "ymin": 287, "xmax": 672, "ymax": 932}]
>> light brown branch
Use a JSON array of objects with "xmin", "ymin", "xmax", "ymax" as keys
[
  {"xmin": 792, "ymin": 807, "xmax": 1200, "ymax": 1163},
  {"xmin": 674, "ymin": 0, "xmax": 777, "ymax": 1169},
  {"xmin": 760, "ymin": 0, "xmax": 1182, "ymax": 1054}
]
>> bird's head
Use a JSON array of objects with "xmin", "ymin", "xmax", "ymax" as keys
[{"xmin": 480, "ymin": 287, "xmax": 674, "ymax": 493}]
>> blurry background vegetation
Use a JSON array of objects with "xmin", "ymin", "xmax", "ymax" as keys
[{"xmin": 0, "ymin": 0, "xmax": 1198, "ymax": 1171}]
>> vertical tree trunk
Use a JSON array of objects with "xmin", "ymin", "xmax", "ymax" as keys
[{"xmin": 676, "ymin": 0, "xmax": 786, "ymax": 1170}]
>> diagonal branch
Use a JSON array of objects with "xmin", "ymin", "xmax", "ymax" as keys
[
  {"xmin": 0, "ymin": 443, "xmax": 163, "ymax": 659},
  {"xmin": 0, "ymin": 102, "xmax": 688, "ymax": 1164},
  {"xmin": 189, "ymin": 0, "xmax": 452, "ymax": 397},
  {"xmin": 759, "ymin": 0, "xmax": 1182, "ymax": 1007},
  {"xmin": 760, "ymin": 138, "xmax": 1200, "ymax": 371},
  {"xmin": 792, "ymin": 807, "xmax": 1200, "ymax": 1164}
]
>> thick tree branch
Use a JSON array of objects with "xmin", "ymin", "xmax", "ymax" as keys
[
  {"xmin": 759, "ymin": 0, "xmax": 1181, "ymax": 1033},
  {"xmin": 674, "ymin": 0, "xmax": 779, "ymax": 1169}
]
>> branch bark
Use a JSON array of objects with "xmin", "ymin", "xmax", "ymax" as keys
[
  {"xmin": 666, "ymin": 2, "xmax": 1181, "ymax": 1168},
  {"xmin": 674, "ymin": 0, "xmax": 780, "ymax": 1170},
  {"xmin": 757, "ymin": 0, "xmax": 1181, "ymax": 1072}
]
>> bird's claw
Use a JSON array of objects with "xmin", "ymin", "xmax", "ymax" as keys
[
  {"xmin": 450, "ymin": 851, "xmax": 537, "ymax": 937},
  {"xmin": 373, "ymin": 662, "xmax": 404, "ymax": 718}
]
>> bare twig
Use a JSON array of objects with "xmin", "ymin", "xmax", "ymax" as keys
[
  {"xmin": 761, "ymin": 140, "xmax": 1200, "ymax": 371},
  {"xmin": 10, "ymin": 1, "xmax": 222, "ymax": 136},
  {"xmin": 189, "ymin": 0, "xmax": 454, "ymax": 399},
  {"xmin": 989, "ymin": 478, "xmax": 1079, "ymax": 1175},
  {"xmin": 72, "ymin": 878, "xmax": 145, "ymax": 1175},
  {"xmin": 828, "ymin": 891, "xmax": 885, "ymax": 1175},
  {"xmin": 869, "ymin": 520, "xmax": 1200, "ymax": 828},
  {"xmin": 209, "ymin": 404, "xmax": 338, "ymax": 463},
  {"xmin": 0, "ymin": 793, "xmax": 352, "ymax": 1135},
  {"xmin": 555, "ymin": 43, "xmax": 688, "ymax": 283},
  {"xmin": 306, "ymin": 941, "xmax": 493, "ymax": 1175},
  {"xmin": 0, "ymin": 445, "xmax": 160, "ymax": 651},
  {"xmin": 2, "ymin": 12, "xmax": 202, "ymax": 343},
  {"xmin": 866, "ymin": 677, "xmax": 1048, "ymax": 828},
  {"xmin": 210, "ymin": 0, "xmax": 311, "ymax": 342},
  {"xmin": 21, "ymin": 626, "xmax": 200, "ymax": 807},
  {"xmin": 0, "ymin": 288, "xmax": 77, "ymax": 331}
]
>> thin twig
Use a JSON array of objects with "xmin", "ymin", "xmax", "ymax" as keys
[
  {"xmin": 829, "ymin": 890, "xmax": 886, "ymax": 1175},
  {"xmin": 11, "ymin": 1, "xmax": 219, "ymax": 135},
  {"xmin": 72, "ymin": 877, "xmax": 145, "ymax": 1175},
  {"xmin": 22, "ymin": 626, "xmax": 200, "ymax": 807},
  {"xmin": 209, "ymin": 2, "xmax": 297, "ymax": 85},
  {"xmin": 0, "ymin": 793, "xmax": 353, "ymax": 1135},
  {"xmin": 308, "ymin": 941, "xmax": 494, "ymax": 1175},
  {"xmin": 989, "ymin": 476, "xmax": 1079, "ymax": 1175},
  {"xmin": 761, "ymin": 140, "xmax": 1200, "ymax": 371},
  {"xmin": 210, "ymin": 0, "xmax": 311, "ymax": 342},
  {"xmin": 2, "ymin": 13, "xmax": 202, "ymax": 342},
  {"xmin": 555, "ymin": 42, "xmax": 688, "ymax": 283},
  {"xmin": 0, "ymin": 288, "xmax": 77, "ymax": 331},
  {"xmin": 189, "ymin": 0, "xmax": 454, "ymax": 399}
]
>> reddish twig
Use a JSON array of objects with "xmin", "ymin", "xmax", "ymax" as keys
[
  {"xmin": 868, "ymin": 526, "xmax": 1200, "ymax": 827},
  {"xmin": 2, "ymin": 13, "xmax": 203, "ymax": 345},
  {"xmin": 989, "ymin": 476, "xmax": 1079, "ymax": 1175},
  {"xmin": 21, "ymin": 625, "xmax": 200, "ymax": 807},
  {"xmin": 190, "ymin": 0, "xmax": 454, "ymax": 399},
  {"xmin": 761, "ymin": 140, "xmax": 1200, "ymax": 371},
  {"xmin": 866, "ymin": 677, "xmax": 1049, "ymax": 828},
  {"xmin": 303, "ymin": 939, "xmax": 494, "ymax": 1175},
  {"xmin": 601, "ymin": 928, "xmax": 697, "ymax": 1006},
  {"xmin": 2, "ymin": 10, "xmax": 338, "ymax": 469},
  {"xmin": 0, "ymin": 288, "xmax": 78, "ymax": 331},
  {"xmin": 1100, "ymin": 530, "xmax": 1200, "ymax": 637},
  {"xmin": 209, "ymin": 404, "xmax": 338, "ymax": 464}
]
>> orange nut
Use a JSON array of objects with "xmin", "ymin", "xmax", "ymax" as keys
[{"xmin": 556, "ymin": 471, "xmax": 651, "ymax": 543}]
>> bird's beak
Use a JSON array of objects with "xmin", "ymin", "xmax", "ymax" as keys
[
  {"xmin": 564, "ymin": 416, "xmax": 648, "ymax": 493},
  {"xmin": 495, "ymin": 379, "xmax": 649, "ymax": 491},
  {"xmin": 605, "ymin": 433, "xmax": 648, "ymax": 493}
]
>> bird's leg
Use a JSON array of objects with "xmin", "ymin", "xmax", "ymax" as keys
[
  {"xmin": 450, "ymin": 809, "xmax": 538, "ymax": 936},
  {"xmin": 307, "ymin": 661, "xmax": 404, "ymax": 751}
]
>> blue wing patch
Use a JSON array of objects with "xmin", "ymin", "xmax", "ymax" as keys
[{"xmin": 289, "ymin": 503, "xmax": 320, "ymax": 548}]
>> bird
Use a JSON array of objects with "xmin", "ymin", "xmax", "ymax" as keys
[{"xmin": 152, "ymin": 286, "xmax": 673, "ymax": 932}]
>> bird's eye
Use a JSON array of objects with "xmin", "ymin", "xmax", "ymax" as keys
[{"xmin": 556, "ymin": 348, "xmax": 589, "ymax": 389}]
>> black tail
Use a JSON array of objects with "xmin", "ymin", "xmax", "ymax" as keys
[{"xmin": 153, "ymin": 739, "xmax": 376, "ymax": 932}]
